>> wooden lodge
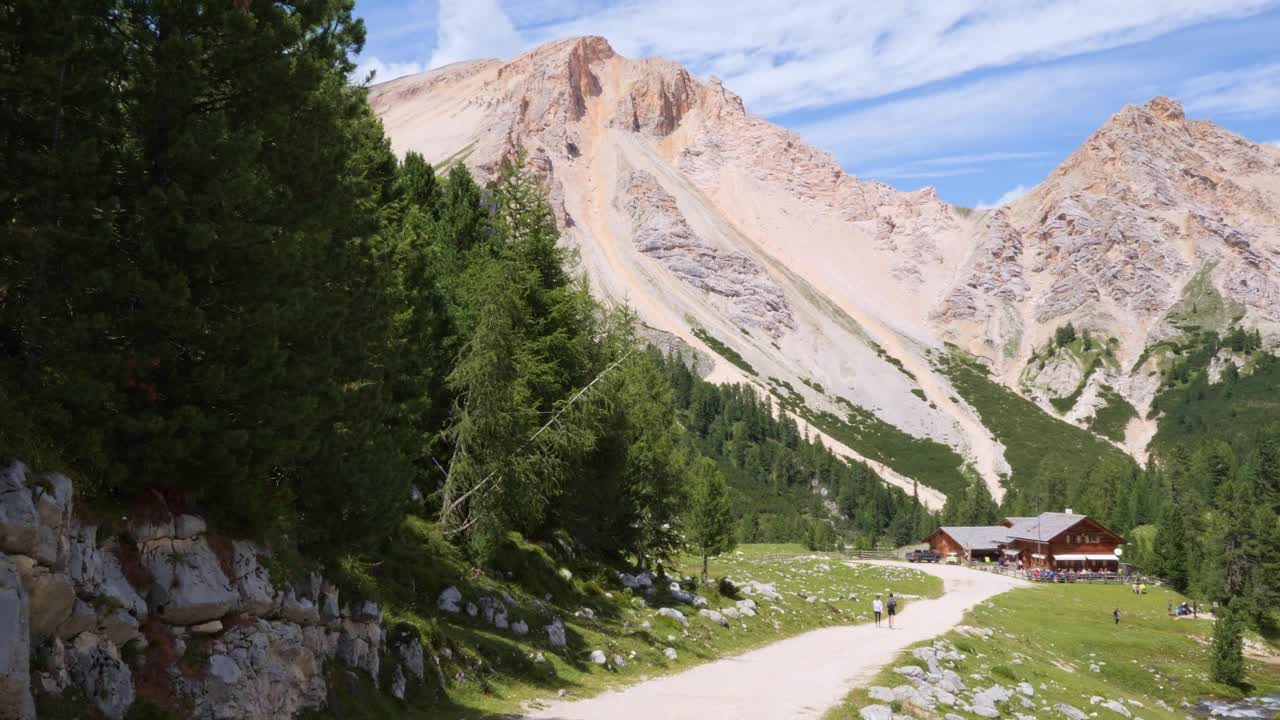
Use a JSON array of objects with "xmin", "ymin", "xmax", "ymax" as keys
[{"xmin": 925, "ymin": 511, "xmax": 1124, "ymax": 571}]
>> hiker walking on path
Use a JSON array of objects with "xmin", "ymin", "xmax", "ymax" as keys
[
  {"xmin": 887, "ymin": 593, "xmax": 898, "ymax": 628},
  {"xmin": 1113, "ymin": 608, "xmax": 1121, "ymax": 625},
  {"xmin": 873, "ymin": 595, "xmax": 883, "ymax": 627}
]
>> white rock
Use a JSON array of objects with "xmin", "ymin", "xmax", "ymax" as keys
[
  {"xmin": 546, "ymin": 618, "xmax": 567, "ymax": 647},
  {"xmin": 589, "ymin": 650, "xmax": 607, "ymax": 665},
  {"xmin": 1057, "ymin": 704, "xmax": 1090, "ymax": 720},
  {"xmin": 67, "ymin": 633, "xmax": 134, "ymax": 720},
  {"xmin": 612, "ymin": 654, "xmax": 626, "ymax": 668},
  {"xmin": 141, "ymin": 536, "xmax": 236, "ymax": 625},
  {"xmin": 0, "ymin": 554, "xmax": 36, "ymax": 719},
  {"xmin": 868, "ymin": 686, "xmax": 895, "ymax": 702},
  {"xmin": 391, "ymin": 665, "xmax": 407, "ymax": 700},
  {"xmin": 663, "ymin": 647, "xmax": 677, "ymax": 660},
  {"xmin": 465, "ymin": 602, "xmax": 478, "ymax": 617},
  {"xmin": 512, "ymin": 620, "xmax": 529, "ymax": 635},
  {"xmin": 658, "ymin": 607, "xmax": 688, "ymax": 626},
  {"xmin": 190, "ymin": 619, "xmax": 223, "ymax": 635},
  {"xmin": 698, "ymin": 608, "xmax": 728, "ymax": 626},
  {"xmin": 1101, "ymin": 699, "xmax": 1132, "ymax": 718},
  {"xmin": 174, "ymin": 514, "xmax": 207, "ymax": 539},
  {"xmin": 559, "ymin": 568, "xmax": 573, "ymax": 581},
  {"xmin": 230, "ymin": 541, "xmax": 276, "ymax": 617},
  {"xmin": 12, "ymin": 556, "xmax": 74, "ymax": 640},
  {"xmin": 859, "ymin": 704, "xmax": 894, "ymax": 720},
  {"xmin": 0, "ymin": 462, "xmax": 39, "ymax": 556},
  {"xmin": 437, "ymin": 586, "xmax": 463, "ymax": 613}
]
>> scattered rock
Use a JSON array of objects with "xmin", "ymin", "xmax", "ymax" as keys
[
  {"xmin": 589, "ymin": 650, "xmax": 607, "ymax": 665},
  {"xmin": 1101, "ymin": 699, "xmax": 1132, "ymax": 717},
  {"xmin": 698, "ymin": 608, "xmax": 728, "ymax": 626},
  {"xmin": 859, "ymin": 704, "xmax": 893, "ymax": 720},
  {"xmin": 437, "ymin": 586, "xmax": 463, "ymax": 614},
  {"xmin": 657, "ymin": 607, "xmax": 688, "ymax": 626},
  {"xmin": 512, "ymin": 620, "xmax": 529, "ymax": 636},
  {"xmin": 1057, "ymin": 704, "xmax": 1090, "ymax": 720},
  {"xmin": 546, "ymin": 618, "xmax": 567, "ymax": 647},
  {"xmin": 663, "ymin": 647, "xmax": 677, "ymax": 660}
]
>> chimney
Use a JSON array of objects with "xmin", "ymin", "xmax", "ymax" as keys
[{"xmin": 1064, "ymin": 508, "xmax": 1073, "ymax": 514}]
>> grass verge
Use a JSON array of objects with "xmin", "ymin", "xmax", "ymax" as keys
[{"xmin": 825, "ymin": 582, "xmax": 1280, "ymax": 720}]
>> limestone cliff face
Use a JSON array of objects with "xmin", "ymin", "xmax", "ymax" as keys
[{"xmin": 369, "ymin": 37, "xmax": 1280, "ymax": 498}]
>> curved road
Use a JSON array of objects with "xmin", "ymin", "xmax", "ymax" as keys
[{"xmin": 526, "ymin": 562, "xmax": 1026, "ymax": 720}]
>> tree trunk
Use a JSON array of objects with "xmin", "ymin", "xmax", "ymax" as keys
[{"xmin": 702, "ymin": 554, "xmax": 709, "ymax": 585}]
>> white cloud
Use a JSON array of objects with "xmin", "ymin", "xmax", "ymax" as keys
[
  {"xmin": 861, "ymin": 166, "xmax": 983, "ymax": 180},
  {"xmin": 530, "ymin": 0, "xmax": 1275, "ymax": 116},
  {"xmin": 1184, "ymin": 62, "xmax": 1280, "ymax": 116},
  {"xmin": 977, "ymin": 184, "xmax": 1032, "ymax": 209},
  {"xmin": 428, "ymin": 0, "xmax": 527, "ymax": 69},
  {"xmin": 351, "ymin": 56, "xmax": 424, "ymax": 85},
  {"xmin": 794, "ymin": 60, "xmax": 1149, "ymax": 166},
  {"xmin": 915, "ymin": 151, "xmax": 1053, "ymax": 166},
  {"xmin": 1268, "ymin": 140, "xmax": 1280, "ymax": 146}
]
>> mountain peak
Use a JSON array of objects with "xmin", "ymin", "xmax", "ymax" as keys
[{"xmin": 1143, "ymin": 96, "xmax": 1185, "ymax": 123}]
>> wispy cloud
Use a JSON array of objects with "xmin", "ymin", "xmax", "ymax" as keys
[
  {"xmin": 531, "ymin": 0, "xmax": 1275, "ymax": 116},
  {"xmin": 428, "ymin": 0, "xmax": 526, "ymax": 69},
  {"xmin": 914, "ymin": 151, "xmax": 1053, "ymax": 166},
  {"xmin": 977, "ymin": 184, "xmax": 1032, "ymax": 209},
  {"xmin": 794, "ymin": 60, "xmax": 1149, "ymax": 166},
  {"xmin": 1268, "ymin": 140, "xmax": 1280, "ymax": 146},
  {"xmin": 1184, "ymin": 62, "xmax": 1280, "ymax": 116},
  {"xmin": 860, "ymin": 150, "xmax": 1049, "ymax": 181},
  {"xmin": 860, "ymin": 166, "xmax": 984, "ymax": 180},
  {"xmin": 351, "ymin": 56, "xmax": 424, "ymax": 84}
]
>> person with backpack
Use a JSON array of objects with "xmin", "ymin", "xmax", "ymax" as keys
[
  {"xmin": 887, "ymin": 593, "xmax": 898, "ymax": 628},
  {"xmin": 872, "ymin": 595, "xmax": 883, "ymax": 627}
]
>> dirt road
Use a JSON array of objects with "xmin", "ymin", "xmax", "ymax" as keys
[{"xmin": 525, "ymin": 562, "xmax": 1025, "ymax": 720}]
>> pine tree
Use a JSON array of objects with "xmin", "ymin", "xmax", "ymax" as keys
[
  {"xmin": 1211, "ymin": 599, "xmax": 1246, "ymax": 686},
  {"xmin": 688, "ymin": 457, "xmax": 736, "ymax": 583},
  {"xmin": 1154, "ymin": 501, "xmax": 1190, "ymax": 592}
]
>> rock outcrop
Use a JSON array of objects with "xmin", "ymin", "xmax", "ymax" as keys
[{"xmin": 0, "ymin": 461, "xmax": 401, "ymax": 720}]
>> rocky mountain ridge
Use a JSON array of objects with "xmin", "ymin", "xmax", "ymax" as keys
[{"xmin": 369, "ymin": 36, "xmax": 1280, "ymax": 502}]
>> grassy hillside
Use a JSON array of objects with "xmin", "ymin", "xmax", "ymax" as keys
[
  {"xmin": 827, "ymin": 582, "xmax": 1280, "ymax": 720},
  {"xmin": 310, "ymin": 541, "xmax": 942, "ymax": 719},
  {"xmin": 937, "ymin": 351, "xmax": 1133, "ymax": 492}
]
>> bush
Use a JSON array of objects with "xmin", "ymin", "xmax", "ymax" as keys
[{"xmin": 717, "ymin": 577, "xmax": 739, "ymax": 599}]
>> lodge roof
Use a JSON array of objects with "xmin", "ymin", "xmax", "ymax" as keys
[
  {"xmin": 930, "ymin": 512, "xmax": 1123, "ymax": 550},
  {"xmin": 932, "ymin": 525, "xmax": 1012, "ymax": 551},
  {"xmin": 1003, "ymin": 512, "xmax": 1090, "ymax": 541}
]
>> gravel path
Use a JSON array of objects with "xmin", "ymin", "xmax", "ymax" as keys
[{"xmin": 525, "ymin": 562, "xmax": 1026, "ymax": 720}]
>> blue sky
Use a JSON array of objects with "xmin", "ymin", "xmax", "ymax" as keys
[{"xmin": 352, "ymin": 0, "xmax": 1280, "ymax": 208}]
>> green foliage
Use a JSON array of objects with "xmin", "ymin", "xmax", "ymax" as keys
[
  {"xmin": 691, "ymin": 327, "xmax": 757, "ymax": 376},
  {"xmin": 939, "ymin": 352, "xmax": 1134, "ymax": 507},
  {"xmin": 941, "ymin": 471, "xmax": 1000, "ymax": 527},
  {"xmin": 1054, "ymin": 323, "xmax": 1077, "ymax": 347},
  {"xmin": 0, "ymin": 0, "xmax": 417, "ymax": 551},
  {"xmin": 687, "ymin": 457, "xmax": 736, "ymax": 580},
  {"xmin": 1149, "ymin": 330, "xmax": 1277, "ymax": 456},
  {"xmin": 1089, "ymin": 386, "xmax": 1139, "ymax": 442},
  {"xmin": 1211, "ymin": 600, "xmax": 1246, "ymax": 686},
  {"xmin": 800, "ymin": 398, "xmax": 968, "ymax": 498},
  {"xmin": 660, "ymin": 356, "xmax": 926, "ymax": 548}
]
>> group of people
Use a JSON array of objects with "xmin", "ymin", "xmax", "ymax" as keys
[
  {"xmin": 1170, "ymin": 599, "xmax": 1199, "ymax": 618},
  {"xmin": 872, "ymin": 593, "xmax": 898, "ymax": 628}
]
